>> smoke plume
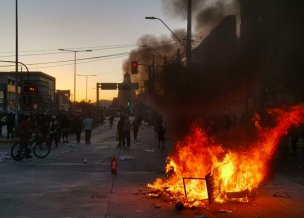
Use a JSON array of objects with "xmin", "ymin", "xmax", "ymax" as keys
[{"xmin": 162, "ymin": 0, "xmax": 239, "ymax": 37}]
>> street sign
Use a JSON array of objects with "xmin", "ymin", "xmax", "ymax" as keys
[
  {"xmin": 100, "ymin": 83, "xmax": 117, "ymax": 90},
  {"xmin": 118, "ymin": 83, "xmax": 139, "ymax": 90}
]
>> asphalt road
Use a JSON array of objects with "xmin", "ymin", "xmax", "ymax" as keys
[{"xmin": 0, "ymin": 119, "xmax": 304, "ymax": 218}]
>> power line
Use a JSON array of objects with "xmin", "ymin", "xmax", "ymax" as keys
[
  {"xmin": 0, "ymin": 43, "xmax": 137, "ymax": 54},
  {"xmin": 0, "ymin": 43, "xmax": 181, "ymax": 70},
  {"xmin": 0, "ymin": 40, "xmax": 178, "ymax": 55}
]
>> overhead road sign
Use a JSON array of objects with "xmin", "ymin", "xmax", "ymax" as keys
[
  {"xmin": 100, "ymin": 83, "xmax": 117, "ymax": 90},
  {"xmin": 118, "ymin": 83, "xmax": 139, "ymax": 90}
]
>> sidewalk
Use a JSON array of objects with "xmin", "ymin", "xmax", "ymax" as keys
[{"xmin": 0, "ymin": 121, "xmax": 304, "ymax": 217}]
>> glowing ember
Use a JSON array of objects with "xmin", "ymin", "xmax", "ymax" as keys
[{"xmin": 147, "ymin": 104, "xmax": 304, "ymax": 206}]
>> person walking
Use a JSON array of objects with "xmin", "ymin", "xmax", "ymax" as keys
[
  {"xmin": 117, "ymin": 114, "xmax": 125, "ymax": 147},
  {"xmin": 109, "ymin": 115, "xmax": 114, "ymax": 129},
  {"xmin": 73, "ymin": 115, "xmax": 83, "ymax": 143},
  {"xmin": 61, "ymin": 114, "xmax": 70, "ymax": 143},
  {"xmin": 132, "ymin": 117, "xmax": 140, "ymax": 140},
  {"xmin": 123, "ymin": 115, "xmax": 132, "ymax": 148},
  {"xmin": 6, "ymin": 113, "xmax": 15, "ymax": 139},
  {"xmin": 155, "ymin": 116, "xmax": 166, "ymax": 148},
  {"xmin": 83, "ymin": 114, "xmax": 94, "ymax": 144}
]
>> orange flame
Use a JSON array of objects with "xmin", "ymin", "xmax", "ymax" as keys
[{"xmin": 148, "ymin": 104, "xmax": 304, "ymax": 206}]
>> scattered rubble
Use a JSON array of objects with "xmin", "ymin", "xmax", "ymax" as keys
[
  {"xmin": 273, "ymin": 193, "xmax": 291, "ymax": 198},
  {"xmin": 219, "ymin": 209, "xmax": 232, "ymax": 213},
  {"xmin": 0, "ymin": 152, "xmax": 11, "ymax": 163},
  {"xmin": 175, "ymin": 201, "xmax": 184, "ymax": 211},
  {"xmin": 119, "ymin": 155, "xmax": 134, "ymax": 160}
]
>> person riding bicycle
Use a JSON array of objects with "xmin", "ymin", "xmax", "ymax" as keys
[{"xmin": 17, "ymin": 115, "xmax": 35, "ymax": 159}]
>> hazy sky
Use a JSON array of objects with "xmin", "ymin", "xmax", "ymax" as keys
[{"xmin": 0, "ymin": 0, "xmax": 187, "ymax": 101}]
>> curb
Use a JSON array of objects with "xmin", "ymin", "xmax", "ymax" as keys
[{"xmin": 0, "ymin": 139, "xmax": 19, "ymax": 143}]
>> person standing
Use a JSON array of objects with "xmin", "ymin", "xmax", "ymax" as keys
[
  {"xmin": 6, "ymin": 113, "xmax": 15, "ymax": 139},
  {"xmin": 123, "ymin": 115, "xmax": 132, "ymax": 148},
  {"xmin": 155, "ymin": 116, "xmax": 166, "ymax": 149},
  {"xmin": 61, "ymin": 114, "xmax": 70, "ymax": 143},
  {"xmin": 83, "ymin": 114, "xmax": 94, "ymax": 144},
  {"xmin": 117, "ymin": 114, "xmax": 125, "ymax": 147},
  {"xmin": 49, "ymin": 116, "xmax": 60, "ymax": 147},
  {"xmin": 73, "ymin": 115, "xmax": 83, "ymax": 143},
  {"xmin": 109, "ymin": 115, "xmax": 114, "ymax": 129},
  {"xmin": 132, "ymin": 117, "xmax": 140, "ymax": 140}
]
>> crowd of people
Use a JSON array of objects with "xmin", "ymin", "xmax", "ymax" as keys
[
  {"xmin": 2, "ymin": 112, "xmax": 95, "ymax": 144},
  {"xmin": 1, "ymin": 111, "xmax": 169, "ymax": 159},
  {"xmin": 116, "ymin": 114, "xmax": 143, "ymax": 148}
]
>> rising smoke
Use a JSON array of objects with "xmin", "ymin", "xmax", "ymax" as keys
[
  {"xmin": 122, "ymin": 0, "xmax": 245, "ymax": 141},
  {"xmin": 162, "ymin": 0, "xmax": 239, "ymax": 36}
]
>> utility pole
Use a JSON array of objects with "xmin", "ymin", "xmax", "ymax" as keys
[
  {"xmin": 186, "ymin": 0, "xmax": 192, "ymax": 66},
  {"xmin": 15, "ymin": 0, "xmax": 19, "ymax": 126},
  {"xmin": 96, "ymin": 83, "xmax": 100, "ymax": 108},
  {"xmin": 152, "ymin": 55, "xmax": 155, "ymax": 94}
]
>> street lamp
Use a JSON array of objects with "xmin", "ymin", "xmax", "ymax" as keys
[
  {"xmin": 145, "ymin": 16, "xmax": 185, "ymax": 47},
  {"xmin": 77, "ymin": 74, "xmax": 97, "ymax": 102},
  {"xmin": 59, "ymin": 49, "xmax": 92, "ymax": 107},
  {"xmin": 15, "ymin": 0, "xmax": 18, "ymax": 125}
]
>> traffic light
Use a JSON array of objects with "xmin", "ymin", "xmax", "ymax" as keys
[
  {"xmin": 99, "ymin": 107, "xmax": 104, "ymax": 110},
  {"xmin": 131, "ymin": 61, "xmax": 138, "ymax": 74},
  {"xmin": 28, "ymin": 85, "xmax": 36, "ymax": 92},
  {"xmin": 28, "ymin": 96, "xmax": 33, "ymax": 105},
  {"xmin": 22, "ymin": 83, "xmax": 38, "ymax": 93},
  {"xmin": 127, "ymin": 100, "xmax": 130, "ymax": 106}
]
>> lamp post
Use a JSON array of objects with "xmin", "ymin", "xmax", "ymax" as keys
[
  {"xmin": 145, "ymin": 15, "xmax": 192, "ymax": 66},
  {"xmin": 145, "ymin": 16, "xmax": 185, "ymax": 47},
  {"xmin": 77, "ymin": 74, "xmax": 97, "ymax": 102},
  {"xmin": 59, "ymin": 49, "xmax": 92, "ymax": 108},
  {"xmin": 15, "ymin": 0, "xmax": 18, "ymax": 125}
]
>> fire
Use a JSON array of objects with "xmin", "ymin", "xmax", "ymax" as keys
[{"xmin": 147, "ymin": 104, "xmax": 304, "ymax": 206}]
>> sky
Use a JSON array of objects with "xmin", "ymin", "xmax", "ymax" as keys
[{"xmin": 0, "ymin": 0, "xmax": 187, "ymax": 102}]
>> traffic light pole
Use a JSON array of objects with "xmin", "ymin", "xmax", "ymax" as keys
[{"xmin": 96, "ymin": 83, "xmax": 100, "ymax": 109}]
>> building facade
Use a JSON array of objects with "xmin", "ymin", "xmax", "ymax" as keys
[{"xmin": 0, "ymin": 71, "xmax": 56, "ymax": 112}]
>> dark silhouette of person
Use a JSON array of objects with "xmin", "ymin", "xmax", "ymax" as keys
[
  {"xmin": 117, "ymin": 114, "xmax": 125, "ymax": 147},
  {"xmin": 155, "ymin": 117, "xmax": 166, "ymax": 148},
  {"xmin": 73, "ymin": 115, "xmax": 83, "ymax": 143},
  {"xmin": 6, "ymin": 113, "xmax": 15, "ymax": 139},
  {"xmin": 109, "ymin": 115, "xmax": 114, "ymax": 129},
  {"xmin": 132, "ymin": 117, "xmax": 140, "ymax": 140}
]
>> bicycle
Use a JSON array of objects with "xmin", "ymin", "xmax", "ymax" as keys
[{"xmin": 11, "ymin": 132, "xmax": 51, "ymax": 161}]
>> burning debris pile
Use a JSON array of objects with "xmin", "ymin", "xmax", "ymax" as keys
[{"xmin": 147, "ymin": 104, "xmax": 304, "ymax": 207}]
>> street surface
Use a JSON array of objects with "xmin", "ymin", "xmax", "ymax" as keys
[{"xmin": 0, "ymin": 119, "xmax": 304, "ymax": 218}]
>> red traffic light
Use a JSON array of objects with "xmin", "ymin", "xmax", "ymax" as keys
[
  {"xmin": 131, "ymin": 61, "xmax": 138, "ymax": 74},
  {"xmin": 28, "ymin": 86, "xmax": 35, "ymax": 92}
]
